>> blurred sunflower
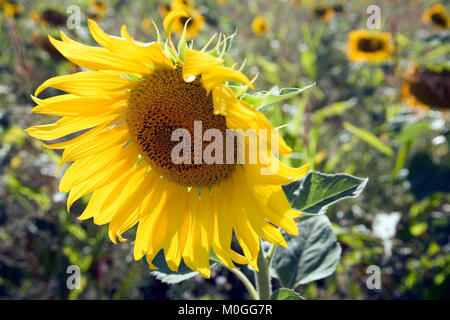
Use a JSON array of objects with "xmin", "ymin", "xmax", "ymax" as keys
[
  {"xmin": 170, "ymin": 7, "xmax": 204, "ymax": 39},
  {"xmin": 313, "ymin": 6, "xmax": 335, "ymax": 22},
  {"xmin": 0, "ymin": 0, "xmax": 23, "ymax": 18},
  {"xmin": 402, "ymin": 66, "xmax": 450, "ymax": 111},
  {"xmin": 141, "ymin": 18, "xmax": 153, "ymax": 32},
  {"xmin": 251, "ymin": 16, "xmax": 269, "ymax": 35},
  {"xmin": 171, "ymin": 0, "xmax": 195, "ymax": 10},
  {"xmin": 88, "ymin": 0, "xmax": 108, "ymax": 20},
  {"xmin": 422, "ymin": 3, "xmax": 449, "ymax": 29},
  {"xmin": 347, "ymin": 30, "xmax": 393, "ymax": 63},
  {"xmin": 158, "ymin": 3, "xmax": 172, "ymax": 17},
  {"xmin": 332, "ymin": 3, "xmax": 344, "ymax": 13},
  {"xmin": 26, "ymin": 11, "xmax": 309, "ymax": 278},
  {"xmin": 30, "ymin": 9, "xmax": 68, "ymax": 28}
]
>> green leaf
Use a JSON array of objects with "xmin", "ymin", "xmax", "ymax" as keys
[
  {"xmin": 312, "ymin": 98, "xmax": 357, "ymax": 123},
  {"xmin": 177, "ymin": 18, "xmax": 191, "ymax": 61},
  {"xmin": 241, "ymin": 84, "xmax": 315, "ymax": 110},
  {"xmin": 343, "ymin": 122, "xmax": 394, "ymax": 157},
  {"xmin": 282, "ymin": 171, "xmax": 368, "ymax": 215},
  {"xmin": 410, "ymin": 222, "xmax": 428, "ymax": 236},
  {"xmin": 272, "ymin": 215, "xmax": 342, "ymax": 288},
  {"xmin": 208, "ymin": 31, "xmax": 237, "ymax": 58},
  {"xmin": 270, "ymin": 288, "xmax": 304, "ymax": 300},
  {"xmin": 228, "ymin": 85, "xmax": 249, "ymax": 98},
  {"xmin": 394, "ymin": 120, "xmax": 431, "ymax": 144},
  {"xmin": 149, "ymin": 250, "xmax": 217, "ymax": 284}
]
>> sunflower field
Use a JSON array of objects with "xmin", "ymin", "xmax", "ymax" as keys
[{"xmin": 0, "ymin": 0, "xmax": 449, "ymax": 301}]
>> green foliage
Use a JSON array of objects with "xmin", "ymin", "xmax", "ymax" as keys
[
  {"xmin": 343, "ymin": 122, "xmax": 394, "ymax": 157},
  {"xmin": 272, "ymin": 215, "xmax": 342, "ymax": 289},
  {"xmin": 242, "ymin": 85, "xmax": 315, "ymax": 110},
  {"xmin": 149, "ymin": 251, "xmax": 217, "ymax": 284},
  {"xmin": 270, "ymin": 288, "xmax": 304, "ymax": 300},
  {"xmin": 282, "ymin": 171, "xmax": 368, "ymax": 215}
]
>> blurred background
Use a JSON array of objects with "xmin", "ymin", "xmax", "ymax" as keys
[{"xmin": 0, "ymin": 0, "xmax": 449, "ymax": 299}]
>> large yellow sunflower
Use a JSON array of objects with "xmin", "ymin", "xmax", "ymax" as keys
[
  {"xmin": 422, "ymin": 3, "xmax": 449, "ymax": 29},
  {"xmin": 347, "ymin": 30, "xmax": 393, "ymax": 64},
  {"xmin": 26, "ymin": 11, "xmax": 309, "ymax": 278}
]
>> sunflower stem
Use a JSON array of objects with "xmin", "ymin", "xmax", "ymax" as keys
[
  {"xmin": 255, "ymin": 245, "xmax": 272, "ymax": 300},
  {"xmin": 229, "ymin": 268, "xmax": 259, "ymax": 300}
]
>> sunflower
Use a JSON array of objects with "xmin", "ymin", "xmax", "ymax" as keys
[
  {"xmin": 170, "ymin": 7, "xmax": 204, "ymax": 39},
  {"xmin": 347, "ymin": 30, "xmax": 393, "ymax": 63},
  {"xmin": 26, "ymin": 11, "xmax": 309, "ymax": 278},
  {"xmin": 251, "ymin": 16, "xmax": 269, "ymax": 36},
  {"xmin": 0, "ymin": 0, "xmax": 23, "ymax": 18},
  {"xmin": 159, "ymin": 3, "xmax": 172, "ymax": 17},
  {"xmin": 171, "ymin": 0, "xmax": 195, "ymax": 10},
  {"xmin": 141, "ymin": 18, "xmax": 153, "ymax": 32},
  {"xmin": 422, "ymin": 3, "xmax": 449, "ymax": 29},
  {"xmin": 88, "ymin": 0, "xmax": 108, "ymax": 20},
  {"xmin": 38, "ymin": 9, "xmax": 68, "ymax": 27},
  {"xmin": 313, "ymin": 6, "xmax": 335, "ymax": 22},
  {"xmin": 402, "ymin": 66, "xmax": 450, "ymax": 111}
]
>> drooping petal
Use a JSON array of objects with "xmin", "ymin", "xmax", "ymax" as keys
[{"xmin": 183, "ymin": 49, "xmax": 223, "ymax": 82}]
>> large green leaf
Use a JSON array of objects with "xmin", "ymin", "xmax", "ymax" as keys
[
  {"xmin": 241, "ymin": 84, "xmax": 315, "ymax": 110},
  {"xmin": 272, "ymin": 215, "xmax": 341, "ymax": 288},
  {"xmin": 282, "ymin": 171, "xmax": 368, "ymax": 215},
  {"xmin": 270, "ymin": 288, "xmax": 304, "ymax": 300}
]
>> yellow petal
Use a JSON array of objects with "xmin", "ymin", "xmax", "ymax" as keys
[
  {"xmin": 164, "ymin": 185, "xmax": 191, "ymax": 272},
  {"xmin": 88, "ymin": 19, "xmax": 173, "ymax": 69},
  {"xmin": 201, "ymin": 66, "xmax": 252, "ymax": 92},
  {"xmin": 35, "ymin": 71, "xmax": 133, "ymax": 97},
  {"xmin": 64, "ymin": 145, "xmax": 139, "ymax": 211},
  {"xmin": 49, "ymin": 34, "xmax": 151, "ymax": 74},
  {"xmin": 26, "ymin": 113, "xmax": 120, "ymax": 141},
  {"xmin": 31, "ymin": 94, "xmax": 127, "ymax": 117},
  {"xmin": 57, "ymin": 124, "xmax": 129, "ymax": 170},
  {"xmin": 182, "ymin": 49, "xmax": 223, "ymax": 82}
]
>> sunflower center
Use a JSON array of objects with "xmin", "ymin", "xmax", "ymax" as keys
[
  {"xmin": 357, "ymin": 38, "xmax": 384, "ymax": 53},
  {"xmin": 127, "ymin": 68, "xmax": 236, "ymax": 187},
  {"xmin": 179, "ymin": 16, "xmax": 193, "ymax": 29},
  {"xmin": 431, "ymin": 13, "xmax": 447, "ymax": 27},
  {"xmin": 409, "ymin": 69, "xmax": 450, "ymax": 110},
  {"xmin": 314, "ymin": 8, "xmax": 327, "ymax": 17}
]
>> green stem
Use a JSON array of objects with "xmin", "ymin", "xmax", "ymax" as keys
[
  {"xmin": 255, "ymin": 246, "xmax": 272, "ymax": 300},
  {"xmin": 266, "ymin": 244, "xmax": 277, "ymax": 266},
  {"xmin": 229, "ymin": 268, "xmax": 259, "ymax": 300}
]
